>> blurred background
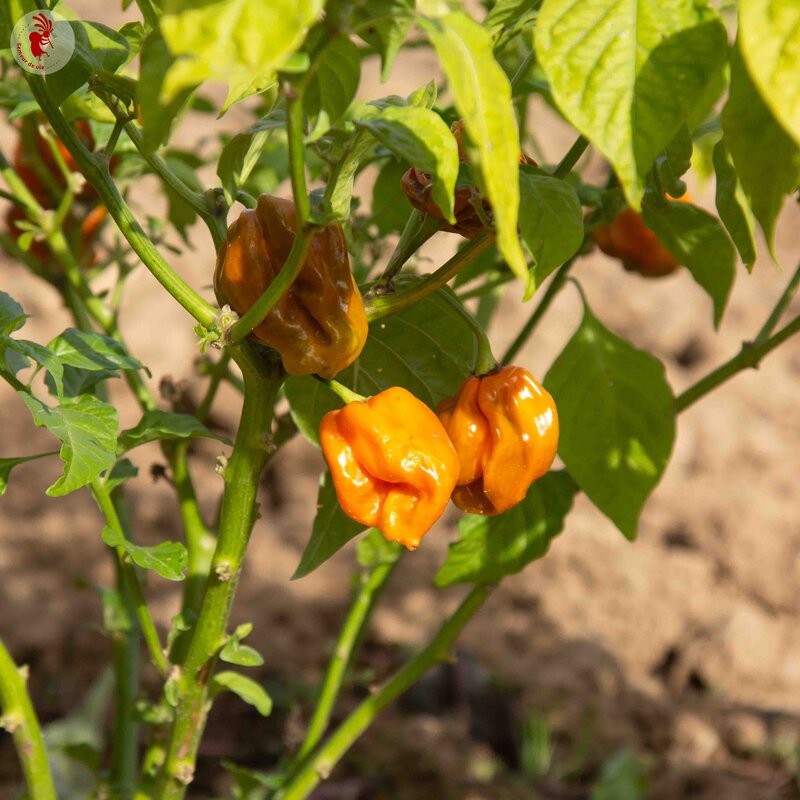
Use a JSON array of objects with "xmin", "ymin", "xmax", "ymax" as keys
[{"xmin": 1, "ymin": 2, "xmax": 799, "ymax": 799}]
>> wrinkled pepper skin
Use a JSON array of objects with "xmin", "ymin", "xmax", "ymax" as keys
[
  {"xmin": 320, "ymin": 387, "xmax": 460, "ymax": 549},
  {"xmin": 594, "ymin": 194, "xmax": 691, "ymax": 278},
  {"xmin": 214, "ymin": 195, "xmax": 368, "ymax": 378},
  {"xmin": 437, "ymin": 366, "xmax": 559, "ymax": 515},
  {"xmin": 401, "ymin": 120, "xmax": 536, "ymax": 239}
]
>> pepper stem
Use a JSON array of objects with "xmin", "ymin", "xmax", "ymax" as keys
[{"xmin": 317, "ymin": 377, "xmax": 366, "ymax": 405}]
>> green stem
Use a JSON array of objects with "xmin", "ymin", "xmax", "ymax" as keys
[
  {"xmin": 293, "ymin": 550, "xmax": 403, "ymax": 763},
  {"xmin": 372, "ymin": 212, "xmax": 445, "ymax": 292},
  {"xmin": 552, "ymin": 135, "xmax": 589, "ymax": 180},
  {"xmin": 92, "ymin": 481, "xmax": 170, "ymax": 676},
  {"xmin": 228, "ymin": 87, "xmax": 312, "ymax": 343},
  {"xmin": 135, "ymin": 0, "xmax": 160, "ymax": 29},
  {"xmin": 365, "ymin": 233, "xmax": 494, "ymax": 321},
  {"xmin": 675, "ymin": 313, "xmax": 800, "ymax": 413},
  {"xmin": 24, "ymin": 76, "xmax": 217, "ymax": 328},
  {"xmin": 0, "ymin": 638, "xmax": 56, "ymax": 800},
  {"xmin": 502, "ymin": 259, "xmax": 574, "ymax": 363},
  {"xmin": 318, "ymin": 377, "xmax": 365, "ymax": 404},
  {"xmin": 439, "ymin": 290, "xmax": 496, "ymax": 374},
  {"xmin": 754, "ymin": 259, "xmax": 800, "ymax": 344},
  {"xmin": 152, "ymin": 347, "xmax": 283, "ymax": 799},
  {"xmin": 277, "ymin": 585, "xmax": 492, "ymax": 800}
]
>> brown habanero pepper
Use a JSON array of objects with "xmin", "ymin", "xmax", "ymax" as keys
[
  {"xmin": 437, "ymin": 365, "xmax": 559, "ymax": 515},
  {"xmin": 400, "ymin": 119, "xmax": 537, "ymax": 239},
  {"xmin": 214, "ymin": 194, "xmax": 368, "ymax": 378},
  {"xmin": 320, "ymin": 387, "xmax": 460, "ymax": 550}
]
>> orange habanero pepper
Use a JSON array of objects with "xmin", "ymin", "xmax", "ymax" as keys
[
  {"xmin": 437, "ymin": 366, "xmax": 559, "ymax": 515},
  {"xmin": 214, "ymin": 194, "xmax": 368, "ymax": 378},
  {"xmin": 401, "ymin": 120, "xmax": 536, "ymax": 239},
  {"xmin": 320, "ymin": 387, "xmax": 460, "ymax": 550},
  {"xmin": 594, "ymin": 193, "xmax": 691, "ymax": 278}
]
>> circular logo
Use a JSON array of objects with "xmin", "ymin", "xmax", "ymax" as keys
[{"xmin": 11, "ymin": 11, "xmax": 75, "ymax": 75}]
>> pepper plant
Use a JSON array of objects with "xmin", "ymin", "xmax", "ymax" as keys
[{"xmin": 0, "ymin": 0, "xmax": 799, "ymax": 798}]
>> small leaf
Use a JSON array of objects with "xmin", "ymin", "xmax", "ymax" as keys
[
  {"xmin": 358, "ymin": 106, "xmax": 458, "ymax": 222},
  {"xmin": 0, "ymin": 292, "xmax": 26, "ymax": 335},
  {"xmin": 518, "ymin": 170, "xmax": 583, "ymax": 287},
  {"xmin": 435, "ymin": 472, "xmax": 577, "ymax": 587},
  {"xmin": 304, "ymin": 36, "xmax": 362, "ymax": 141},
  {"xmin": 103, "ymin": 458, "xmax": 138, "ymax": 493},
  {"xmin": 47, "ymin": 329, "xmax": 145, "ymax": 373},
  {"xmin": 642, "ymin": 198, "xmax": 736, "ymax": 328},
  {"xmin": 117, "ymin": 410, "xmax": 227, "ymax": 454},
  {"xmin": 544, "ymin": 300, "xmax": 675, "ymax": 540},
  {"xmin": 220, "ymin": 637, "xmax": 264, "ymax": 667},
  {"xmin": 292, "ymin": 472, "xmax": 367, "ymax": 579},
  {"xmin": 713, "ymin": 140, "xmax": 757, "ymax": 271},
  {"xmin": 0, "ymin": 452, "xmax": 57, "ymax": 497},
  {"xmin": 102, "ymin": 526, "xmax": 188, "ymax": 582},
  {"xmin": 354, "ymin": 0, "xmax": 414, "ymax": 81},
  {"xmin": 212, "ymin": 672, "xmax": 272, "ymax": 717},
  {"xmin": 0, "ymin": 337, "xmax": 63, "ymax": 397},
  {"xmin": 738, "ymin": 0, "xmax": 800, "ymax": 148},
  {"xmin": 422, "ymin": 12, "xmax": 528, "ymax": 283},
  {"xmin": 20, "ymin": 394, "xmax": 118, "ymax": 496},
  {"xmin": 536, "ymin": 0, "xmax": 727, "ymax": 206},
  {"xmin": 722, "ymin": 45, "xmax": 800, "ymax": 256},
  {"xmin": 356, "ymin": 528, "xmax": 402, "ymax": 569},
  {"xmin": 485, "ymin": 0, "xmax": 542, "ymax": 45}
]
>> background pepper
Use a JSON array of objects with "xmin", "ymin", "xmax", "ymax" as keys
[
  {"xmin": 215, "ymin": 194, "xmax": 368, "ymax": 378},
  {"xmin": 437, "ymin": 365, "xmax": 559, "ymax": 515},
  {"xmin": 400, "ymin": 119, "xmax": 536, "ymax": 239},
  {"xmin": 594, "ymin": 193, "xmax": 691, "ymax": 278},
  {"xmin": 320, "ymin": 386, "xmax": 459, "ymax": 549}
]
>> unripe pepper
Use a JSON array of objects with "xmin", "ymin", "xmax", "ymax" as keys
[
  {"xmin": 437, "ymin": 366, "xmax": 559, "ymax": 515},
  {"xmin": 594, "ymin": 193, "xmax": 691, "ymax": 278},
  {"xmin": 400, "ymin": 120, "xmax": 536, "ymax": 239},
  {"xmin": 214, "ymin": 194, "xmax": 368, "ymax": 378},
  {"xmin": 320, "ymin": 386, "xmax": 460, "ymax": 549}
]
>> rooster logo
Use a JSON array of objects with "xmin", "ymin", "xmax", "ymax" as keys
[{"xmin": 28, "ymin": 13, "xmax": 54, "ymax": 60}]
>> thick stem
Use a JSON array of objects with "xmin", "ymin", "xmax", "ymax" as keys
[
  {"xmin": 502, "ymin": 259, "xmax": 574, "ymax": 363},
  {"xmin": 228, "ymin": 88, "xmax": 312, "ymax": 342},
  {"xmin": 365, "ymin": 233, "xmax": 494, "ymax": 321},
  {"xmin": 0, "ymin": 637, "xmax": 56, "ymax": 800},
  {"xmin": 294, "ymin": 550, "xmax": 403, "ymax": 763},
  {"xmin": 675, "ymin": 314, "xmax": 800, "ymax": 413},
  {"xmin": 24, "ymin": 77, "xmax": 217, "ymax": 328},
  {"xmin": 277, "ymin": 585, "xmax": 492, "ymax": 800},
  {"xmin": 152, "ymin": 349, "xmax": 283, "ymax": 798}
]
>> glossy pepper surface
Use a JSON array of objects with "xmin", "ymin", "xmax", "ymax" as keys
[
  {"xmin": 594, "ymin": 193, "xmax": 691, "ymax": 278},
  {"xmin": 401, "ymin": 120, "xmax": 536, "ymax": 239},
  {"xmin": 320, "ymin": 387, "xmax": 460, "ymax": 550},
  {"xmin": 214, "ymin": 194, "xmax": 368, "ymax": 378},
  {"xmin": 437, "ymin": 366, "xmax": 559, "ymax": 515}
]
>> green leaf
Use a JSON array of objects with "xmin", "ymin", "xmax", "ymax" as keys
[
  {"xmin": 217, "ymin": 112, "xmax": 285, "ymax": 204},
  {"xmin": 0, "ymin": 292, "xmax": 26, "ymax": 335},
  {"xmin": 544, "ymin": 301, "xmax": 675, "ymax": 540},
  {"xmin": 102, "ymin": 526, "xmax": 188, "ymax": 581},
  {"xmin": 739, "ymin": 0, "xmax": 800, "ymax": 148},
  {"xmin": 212, "ymin": 672, "xmax": 272, "ymax": 717},
  {"xmin": 591, "ymin": 750, "xmax": 650, "ymax": 800},
  {"xmin": 518, "ymin": 170, "xmax": 583, "ymax": 287},
  {"xmin": 722, "ymin": 45, "xmax": 800, "ymax": 256},
  {"xmin": 47, "ymin": 329, "xmax": 145, "ymax": 373},
  {"xmin": 0, "ymin": 337, "xmax": 63, "ymax": 397},
  {"xmin": 118, "ymin": 21, "xmax": 146, "ymax": 63},
  {"xmin": 654, "ymin": 124, "xmax": 692, "ymax": 200},
  {"xmin": 162, "ymin": 153, "xmax": 204, "ymax": 241},
  {"xmin": 117, "ymin": 410, "xmax": 226, "ymax": 454},
  {"xmin": 285, "ymin": 287, "xmax": 475, "ymax": 445},
  {"xmin": 536, "ymin": 0, "xmax": 727, "ymax": 206},
  {"xmin": 103, "ymin": 458, "xmax": 138, "ymax": 493},
  {"xmin": 19, "ymin": 394, "xmax": 118, "ymax": 496},
  {"xmin": 356, "ymin": 528, "xmax": 402, "ymax": 569},
  {"xmin": 220, "ymin": 636, "xmax": 265, "ymax": 667},
  {"xmin": 353, "ymin": 0, "xmax": 414, "ymax": 80},
  {"xmin": 46, "ymin": 21, "xmax": 130, "ymax": 105},
  {"xmin": 293, "ymin": 472, "xmax": 367, "ymax": 579},
  {"xmin": 422, "ymin": 12, "xmax": 528, "ymax": 285},
  {"xmin": 0, "ymin": 452, "xmax": 56, "ymax": 496},
  {"xmin": 713, "ymin": 140, "xmax": 757, "ymax": 271},
  {"xmin": 160, "ymin": 0, "xmax": 323, "ymax": 105},
  {"xmin": 371, "ymin": 158, "xmax": 412, "ymax": 234},
  {"xmin": 485, "ymin": 0, "xmax": 542, "ymax": 45},
  {"xmin": 435, "ymin": 471, "xmax": 577, "ymax": 587},
  {"xmin": 642, "ymin": 198, "xmax": 736, "ymax": 327},
  {"xmin": 358, "ymin": 106, "xmax": 458, "ymax": 222},
  {"xmin": 304, "ymin": 37, "xmax": 362, "ymax": 141}
]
